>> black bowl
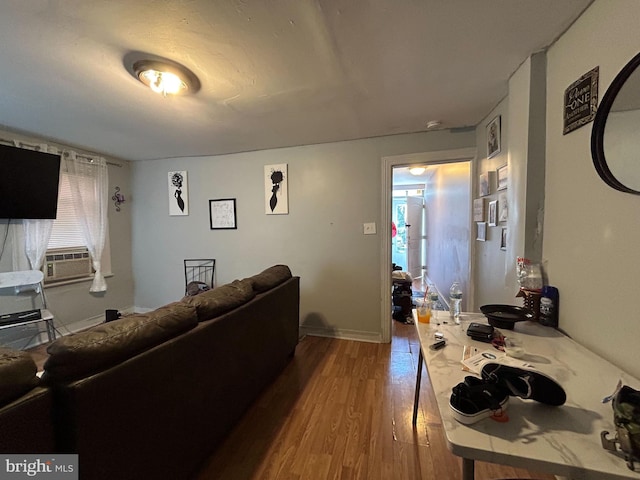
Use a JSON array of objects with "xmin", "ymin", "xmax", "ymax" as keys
[{"xmin": 480, "ymin": 304, "xmax": 534, "ymax": 329}]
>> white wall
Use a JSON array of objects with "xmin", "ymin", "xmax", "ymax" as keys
[
  {"xmin": 131, "ymin": 129, "xmax": 475, "ymax": 341},
  {"xmin": 474, "ymin": 52, "xmax": 548, "ymax": 311},
  {"xmin": 424, "ymin": 161, "xmax": 471, "ymax": 310},
  {"xmin": 473, "ymin": 96, "xmax": 513, "ymax": 306},
  {"xmin": 545, "ymin": 0, "xmax": 640, "ymax": 378}
]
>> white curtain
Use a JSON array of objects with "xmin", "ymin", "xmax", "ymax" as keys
[
  {"xmin": 63, "ymin": 150, "xmax": 109, "ymax": 292},
  {"xmin": 23, "ymin": 219, "xmax": 54, "ymax": 270},
  {"xmin": 11, "ymin": 223, "xmax": 29, "ymax": 271}
]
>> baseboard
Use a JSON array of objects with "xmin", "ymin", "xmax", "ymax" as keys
[{"xmin": 299, "ymin": 325, "xmax": 383, "ymax": 343}]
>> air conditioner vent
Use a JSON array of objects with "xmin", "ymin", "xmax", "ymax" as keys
[{"xmin": 43, "ymin": 248, "xmax": 93, "ymax": 283}]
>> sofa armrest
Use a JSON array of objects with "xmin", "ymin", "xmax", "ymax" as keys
[{"xmin": 0, "ymin": 347, "xmax": 39, "ymax": 406}]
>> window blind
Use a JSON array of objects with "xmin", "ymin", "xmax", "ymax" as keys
[{"xmin": 47, "ymin": 172, "xmax": 88, "ymax": 250}]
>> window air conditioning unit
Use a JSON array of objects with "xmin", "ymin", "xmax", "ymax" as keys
[{"xmin": 43, "ymin": 248, "xmax": 93, "ymax": 283}]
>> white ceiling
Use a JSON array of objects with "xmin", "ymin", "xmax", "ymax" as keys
[
  {"xmin": 0, "ymin": 0, "xmax": 592, "ymax": 162},
  {"xmin": 394, "ymin": 165, "xmax": 434, "ymax": 187}
]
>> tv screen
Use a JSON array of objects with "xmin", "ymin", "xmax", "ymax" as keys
[{"xmin": 0, "ymin": 143, "xmax": 61, "ymax": 220}]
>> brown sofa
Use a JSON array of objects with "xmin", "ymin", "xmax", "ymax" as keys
[
  {"xmin": 0, "ymin": 348, "xmax": 55, "ymax": 453},
  {"xmin": 0, "ymin": 265, "xmax": 299, "ymax": 480}
]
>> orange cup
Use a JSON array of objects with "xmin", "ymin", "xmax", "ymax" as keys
[{"xmin": 417, "ymin": 305, "xmax": 431, "ymax": 323}]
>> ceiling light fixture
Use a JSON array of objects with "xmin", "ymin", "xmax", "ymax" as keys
[
  {"xmin": 409, "ymin": 167, "xmax": 426, "ymax": 175},
  {"xmin": 426, "ymin": 120, "xmax": 442, "ymax": 130},
  {"xmin": 125, "ymin": 55, "xmax": 201, "ymax": 96}
]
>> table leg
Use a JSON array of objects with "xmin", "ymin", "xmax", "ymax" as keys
[
  {"xmin": 462, "ymin": 458, "xmax": 475, "ymax": 480},
  {"xmin": 412, "ymin": 348, "xmax": 424, "ymax": 426}
]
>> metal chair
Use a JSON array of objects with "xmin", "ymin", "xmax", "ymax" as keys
[{"xmin": 184, "ymin": 259, "xmax": 215, "ymax": 295}]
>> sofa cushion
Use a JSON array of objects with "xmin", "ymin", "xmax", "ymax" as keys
[
  {"xmin": 43, "ymin": 302, "xmax": 197, "ymax": 382},
  {"xmin": 181, "ymin": 279, "xmax": 255, "ymax": 322},
  {"xmin": 0, "ymin": 347, "xmax": 39, "ymax": 405},
  {"xmin": 246, "ymin": 265, "xmax": 292, "ymax": 293}
]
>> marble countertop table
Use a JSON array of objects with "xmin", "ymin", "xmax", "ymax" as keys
[{"xmin": 412, "ymin": 309, "xmax": 640, "ymax": 480}]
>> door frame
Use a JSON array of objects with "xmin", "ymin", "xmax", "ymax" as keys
[{"xmin": 380, "ymin": 148, "xmax": 477, "ymax": 343}]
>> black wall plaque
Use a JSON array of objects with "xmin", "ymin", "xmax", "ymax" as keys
[{"xmin": 563, "ymin": 66, "xmax": 599, "ymax": 135}]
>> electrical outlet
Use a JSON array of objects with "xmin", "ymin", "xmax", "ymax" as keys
[{"xmin": 363, "ymin": 222, "xmax": 376, "ymax": 235}]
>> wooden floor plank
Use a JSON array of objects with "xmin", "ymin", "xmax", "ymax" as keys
[{"xmin": 194, "ymin": 322, "xmax": 556, "ymax": 480}]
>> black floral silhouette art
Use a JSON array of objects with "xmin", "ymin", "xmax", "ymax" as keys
[
  {"xmin": 172, "ymin": 172, "xmax": 185, "ymax": 212},
  {"xmin": 269, "ymin": 169, "xmax": 284, "ymax": 212}
]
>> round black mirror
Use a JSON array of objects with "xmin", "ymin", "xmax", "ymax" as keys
[{"xmin": 591, "ymin": 52, "xmax": 640, "ymax": 194}]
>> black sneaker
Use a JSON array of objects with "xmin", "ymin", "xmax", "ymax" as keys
[
  {"xmin": 449, "ymin": 376, "xmax": 509, "ymax": 425},
  {"xmin": 481, "ymin": 363, "xmax": 566, "ymax": 406}
]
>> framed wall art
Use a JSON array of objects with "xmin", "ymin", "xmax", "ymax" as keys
[
  {"xmin": 488, "ymin": 200, "xmax": 498, "ymax": 227},
  {"xmin": 264, "ymin": 163, "xmax": 288, "ymax": 214},
  {"xmin": 487, "ymin": 115, "xmax": 501, "ymax": 159},
  {"xmin": 473, "ymin": 198, "xmax": 486, "ymax": 222},
  {"xmin": 500, "ymin": 228, "xmax": 508, "ymax": 251},
  {"xmin": 498, "ymin": 191, "xmax": 508, "ymax": 222},
  {"xmin": 476, "ymin": 222, "xmax": 487, "ymax": 242},
  {"xmin": 563, "ymin": 66, "xmax": 599, "ymax": 135},
  {"xmin": 479, "ymin": 172, "xmax": 490, "ymax": 197},
  {"xmin": 168, "ymin": 171, "xmax": 189, "ymax": 216},
  {"xmin": 497, "ymin": 164, "xmax": 508, "ymax": 191},
  {"xmin": 209, "ymin": 198, "xmax": 237, "ymax": 230}
]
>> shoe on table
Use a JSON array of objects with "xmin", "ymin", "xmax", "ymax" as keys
[
  {"xmin": 450, "ymin": 376, "xmax": 509, "ymax": 425},
  {"xmin": 481, "ymin": 363, "xmax": 566, "ymax": 406}
]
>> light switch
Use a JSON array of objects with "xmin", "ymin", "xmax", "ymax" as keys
[{"xmin": 363, "ymin": 222, "xmax": 376, "ymax": 235}]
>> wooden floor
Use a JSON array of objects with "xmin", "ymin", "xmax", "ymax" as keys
[{"xmin": 194, "ymin": 321, "xmax": 556, "ymax": 480}]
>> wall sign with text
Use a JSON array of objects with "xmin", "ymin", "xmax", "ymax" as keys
[{"xmin": 563, "ymin": 66, "xmax": 599, "ymax": 135}]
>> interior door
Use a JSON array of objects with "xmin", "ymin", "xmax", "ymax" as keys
[{"xmin": 405, "ymin": 195, "xmax": 424, "ymax": 280}]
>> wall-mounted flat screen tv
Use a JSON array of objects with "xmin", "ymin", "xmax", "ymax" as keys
[{"xmin": 0, "ymin": 143, "xmax": 61, "ymax": 220}]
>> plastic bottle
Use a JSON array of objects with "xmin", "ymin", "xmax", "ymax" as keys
[
  {"xmin": 449, "ymin": 281, "xmax": 462, "ymax": 323},
  {"xmin": 427, "ymin": 284, "xmax": 438, "ymax": 308},
  {"xmin": 540, "ymin": 285, "xmax": 559, "ymax": 327}
]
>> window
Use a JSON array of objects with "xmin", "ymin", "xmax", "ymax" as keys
[
  {"xmin": 44, "ymin": 155, "xmax": 112, "ymax": 285},
  {"xmin": 48, "ymin": 170, "xmax": 89, "ymax": 250},
  {"xmin": 6, "ymin": 141, "xmax": 111, "ymax": 289}
]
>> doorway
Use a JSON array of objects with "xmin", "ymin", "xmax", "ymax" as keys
[
  {"xmin": 381, "ymin": 148, "xmax": 476, "ymax": 343},
  {"xmin": 392, "ymin": 186, "xmax": 425, "ymax": 292}
]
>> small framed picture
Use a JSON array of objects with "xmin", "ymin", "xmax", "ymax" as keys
[
  {"xmin": 473, "ymin": 198, "xmax": 485, "ymax": 222},
  {"xmin": 500, "ymin": 228, "xmax": 507, "ymax": 251},
  {"xmin": 209, "ymin": 198, "xmax": 237, "ymax": 230},
  {"xmin": 476, "ymin": 222, "xmax": 487, "ymax": 242},
  {"xmin": 487, "ymin": 115, "xmax": 501, "ymax": 159},
  {"xmin": 497, "ymin": 164, "xmax": 508, "ymax": 191},
  {"xmin": 498, "ymin": 191, "xmax": 508, "ymax": 222},
  {"xmin": 479, "ymin": 172, "xmax": 490, "ymax": 197},
  {"xmin": 488, "ymin": 200, "xmax": 498, "ymax": 227},
  {"xmin": 563, "ymin": 66, "xmax": 599, "ymax": 135}
]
